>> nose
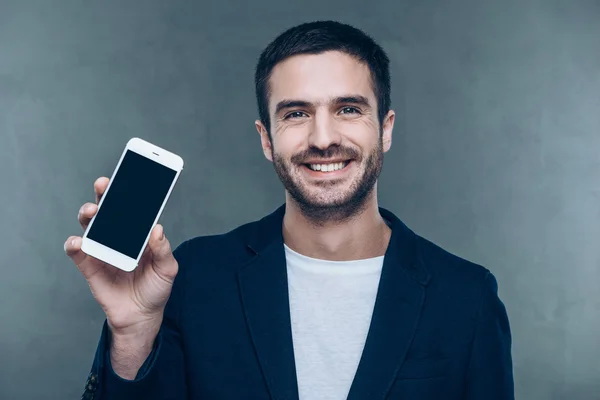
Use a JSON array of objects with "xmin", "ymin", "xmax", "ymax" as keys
[{"xmin": 308, "ymin": 110, "xmax": 342, "ymax": 150}]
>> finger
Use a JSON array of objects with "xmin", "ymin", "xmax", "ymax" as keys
[
  {"xmin": 64, "ymin": 236, "xmax": 88, "ymax": 266},
  {"xmin": 78, "ymin": 202, "xmax": 98, "ymax": 231},
  {"xmin": 64, "ymin": 236, "xmax": 117, "ymax": 293},
  {"xmin": 94, "ymin": 177, "xmax": 110, "ymax": 204},
  {"xmin": 147, "ymin": 224, "xmax": 178, "ymax": 281},
  {"xmin": 64, "ymin": 236, "xmax": 107, "ymax": 281}
]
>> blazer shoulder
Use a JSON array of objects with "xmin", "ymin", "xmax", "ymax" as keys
[{"xmin": 415, "ymin": 234, "xmax": 493, "ymax": 292}]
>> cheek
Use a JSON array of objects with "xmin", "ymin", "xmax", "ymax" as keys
[
  {"xmin": 341, "ymin": 119, "xmax": 380, "ymax": 148},
  {"xmin": 273, "ymin": 127, "xmax": 309, "ymax": 154},
  {"xmin": 271, "ymin": 141, "xmax": 297, "ymax": 166}
]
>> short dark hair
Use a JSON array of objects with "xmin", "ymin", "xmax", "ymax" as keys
[{"xmin": 254, "ymin": 20, "xmax": 391, "ymax": 136}]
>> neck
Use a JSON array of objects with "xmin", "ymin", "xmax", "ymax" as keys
[{"xmin": 282, "ymin": 191, "xmax": 392, "ymax": 261}]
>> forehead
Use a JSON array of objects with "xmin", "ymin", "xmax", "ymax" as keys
[{"xmin": 268, "ymin": 51, "xmax": 376, "ymax": 111}]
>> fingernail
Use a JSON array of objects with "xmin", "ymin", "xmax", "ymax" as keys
[{"xmin": 160, "ymin": 228, "xmax": 165, "ymax": 240}]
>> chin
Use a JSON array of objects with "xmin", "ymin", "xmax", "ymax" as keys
[
  {"xmin": 297, "ymin": 189, "xmax": 359, "ymax": 209},
  {"xmin": 300, "ymin": 187, "xmax": 352, "ymax": 204},
  {"xmin": 302, "ymin": 200, "xmax": 348, "ymax": 210},
  {"xmin": 294, "ymin": 196, "xmax": 369, "ymax": 223}
]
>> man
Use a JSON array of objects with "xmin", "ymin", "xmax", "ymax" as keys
[{"xmin": 66, "ymin": 20, "xmax": 514, "ymax": 400}]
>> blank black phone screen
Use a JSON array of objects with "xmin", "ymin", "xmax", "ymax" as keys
[{"xmin": 87, "ymin": 150, "xmax": 177, "ymax": 259}]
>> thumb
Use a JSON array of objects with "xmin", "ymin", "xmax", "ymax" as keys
[
  {"xmin": 148, "ymin": 224, "xmax": 173, "ymax": 259},
  {"xmin": 147, "ymin": 224, "xmax": 178, "ymax": 278}
]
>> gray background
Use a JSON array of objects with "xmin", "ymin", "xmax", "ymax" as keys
[{"xmin": 1, "ymin": 0, "xmax": 599, "ymax": 398}]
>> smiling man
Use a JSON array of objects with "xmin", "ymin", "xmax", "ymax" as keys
[{"xmin": 74, "ymin": 20, "xmax": 514, "ymax": 400}]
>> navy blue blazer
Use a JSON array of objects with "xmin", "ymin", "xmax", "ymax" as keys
[{"xmin": 82, "ymin": 204, "xmax": 514, "ymax": 399}]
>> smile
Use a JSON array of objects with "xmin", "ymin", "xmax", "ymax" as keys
[{"xmin": 306, "ymin": 161, "xmax": 350, "ymax": 172}]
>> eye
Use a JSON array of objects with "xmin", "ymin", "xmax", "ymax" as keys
[
  {"xmin": 285, "ymin": 111, "xmax": 307, "ymax": 119},
  {"xmin": 339, "ymin": 107, "xmax": 361, "ymax": 115}
]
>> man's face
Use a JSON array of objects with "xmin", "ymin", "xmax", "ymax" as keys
[{"xmin": 256, "ymin": 51, "xmax": 394, "ymax": 221}]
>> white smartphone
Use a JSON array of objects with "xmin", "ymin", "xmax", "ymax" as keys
[{"xmin": 81, "ymin": 137, "xmax": 184, "ymax": 272}]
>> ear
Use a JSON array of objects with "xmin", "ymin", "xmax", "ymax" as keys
[
  {"xmin": 381, "ymin": 110, "xmax": 395, "ymax": 153},
  {"xmin": 255, "ymin": 120, "xmax": 273, "ymax": 162}
]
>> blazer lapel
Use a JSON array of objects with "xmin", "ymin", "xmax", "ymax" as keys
[
  {"xmin": 346, "ymin": 208, "xmax": 431, "ymax": 400},
  {"xmin": 236, "ymin": 205, "xmax": 431, "ymax": 400},
  {"xmin": 237, "ymin": 205, "xmax": 300, "ymax": 400}
]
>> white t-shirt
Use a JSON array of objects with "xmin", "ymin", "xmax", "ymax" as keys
[{"xmin": 284, "ymin": 244, "xmax": 384, "ymax": 400}]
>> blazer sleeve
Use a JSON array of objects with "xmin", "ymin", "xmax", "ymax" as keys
[
  {"xmin": 464, "ymin": 271, "xmax": 515, "ymax": 400},
  {"xmin": 81, "ymin": 240, "xmax": 191, "ymax": 400}
]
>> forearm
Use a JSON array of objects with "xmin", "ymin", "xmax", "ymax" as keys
[
  {"xmin": 82, "ymin": 318, "xmax": 187, "ymax": 400},
  {"xmin": 109, "ymin": 321, "xmax": 162, "ymax": 380}
]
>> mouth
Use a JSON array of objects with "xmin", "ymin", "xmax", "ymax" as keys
[{"xmin": 303, "ymin": 160, "xmax": 351, "ymax": 172}]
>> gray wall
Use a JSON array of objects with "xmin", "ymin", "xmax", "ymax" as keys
[{"xmin": 1, "ymin": 0, "xmax": 598, "ymax": 398}]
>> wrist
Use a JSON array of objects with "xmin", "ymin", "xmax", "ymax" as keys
[
  {"xmin": 107, "ymin": 319, "xmax": 162, "ymax": 380},
  {"xmin": 108, "ymin": 313, "xmax": 164, "ymax": 341}
]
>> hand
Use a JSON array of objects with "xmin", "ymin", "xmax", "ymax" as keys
[{"xmin": 64, "ymin": 177, "xmax": 179, "ymax": 337}]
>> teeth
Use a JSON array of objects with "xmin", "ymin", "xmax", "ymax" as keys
[{"xmin": 309, "ymin": 162, "xmax": 347, "ymax": 172}]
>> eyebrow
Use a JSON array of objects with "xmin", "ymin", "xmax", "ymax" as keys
[{"xmin": 274, "ymin": 95, "xmax": 372, "ymax": 115}]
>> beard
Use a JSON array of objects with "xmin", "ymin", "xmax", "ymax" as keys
[{"xmin": 272, "ymin": 137, "xmax": 384, "ymax": 225}]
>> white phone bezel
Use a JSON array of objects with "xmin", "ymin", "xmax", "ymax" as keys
[{"xmin": 81, "ymin": 137, "xmax": 184, "ymax": 272}]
